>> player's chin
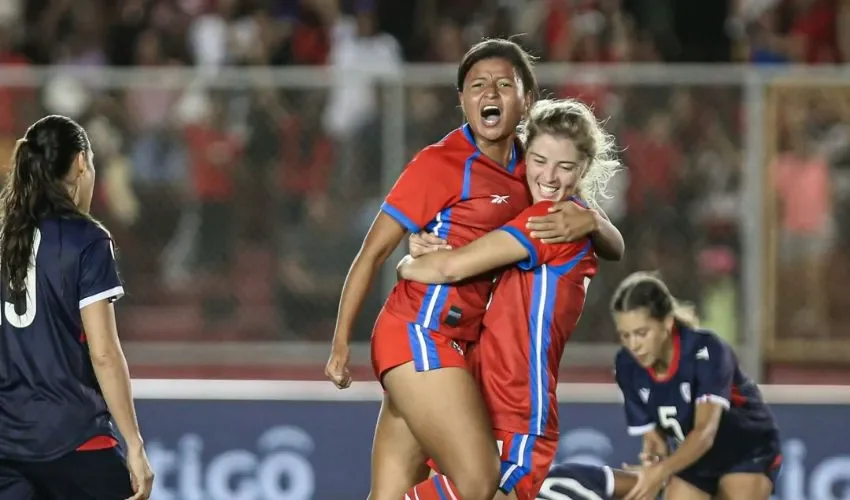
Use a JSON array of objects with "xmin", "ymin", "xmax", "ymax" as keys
[
  {"xmin": 472, "ymin": 121, "xmax": 513, "ymax": 143},
  {"xmin": 636, "ymin": 356, "xmax": 654, "ymax": 368}
]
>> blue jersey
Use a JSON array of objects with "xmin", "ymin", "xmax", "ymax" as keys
[
  {"xmin": 0, "ymin": 217, "xmax": 124, "ymax": 461},
  {"xmin": 538, "ymin": 463, "xmax": 613, "ymax": 500},
  {"xmin": 614, "ymin": 325, "xmax": 778, "ymax": 469}
]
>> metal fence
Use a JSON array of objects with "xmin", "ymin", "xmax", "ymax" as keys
[{"xmin": 1, "ymin": 64, "xmax": 849, "ymax": 379}]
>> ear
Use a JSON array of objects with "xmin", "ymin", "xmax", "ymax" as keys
[
  {"xmin": 73, "ymin": 151, "xmax": 88, "ymax": 177},
  {"xmin": 457, "ymin": 91, "xmax": 466, "ymax": 120}
]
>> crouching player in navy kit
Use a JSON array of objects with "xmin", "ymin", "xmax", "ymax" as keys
[
  {"xmin": 0, "ymin": 116, "xmax": 153, "ymax": 499},
  {"xmin": 611, "ymin": 272, "xmax": 781, "ymax": 500},
  {"xmin": 537, "ymin": 463, "xmax": 638, "ymax": 500}
]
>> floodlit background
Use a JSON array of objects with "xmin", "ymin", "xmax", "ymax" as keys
[{"xmin": 1, "ymin": 0, "xmax": 849, "ymax": 499}]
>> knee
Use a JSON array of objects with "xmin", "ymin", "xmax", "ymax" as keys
[{"xmin": 450, "ymin": 455, "xmax": 501, "ymax": 500}]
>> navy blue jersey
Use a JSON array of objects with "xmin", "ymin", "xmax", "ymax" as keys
[
  {"xmin": 538, "ymin": 463, "xmax": 613, "ymax": 500},
  {"xmin": 614, "ymin": 325, "xmax": 778, "ymax": 468},
  {"xmin": 0, "ymin": 217, "xmax": 124, "ymax": 461}
]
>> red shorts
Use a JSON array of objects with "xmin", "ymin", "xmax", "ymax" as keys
[
  {"xmin": 425, "ymin": 430, "xmax": 556, "ymax": 500},
  {"xmin": 370, "ymin": 311, "xmax": 469, "ymax": 382}
]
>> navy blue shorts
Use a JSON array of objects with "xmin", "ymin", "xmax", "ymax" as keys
[
  {"xmin": 676, "ymin": 440, "xmax": 782, "ymax": 496},
  {"xmin": 0, "ymin": 447, "xmax": 133, "ymax": 500}
]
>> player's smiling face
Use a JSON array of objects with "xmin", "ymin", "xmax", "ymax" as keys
[
  {"xmin": 459, "ymin": 57, "xmax": 528, "ymax": 144},
  {"xmin": 525, "ymin": 134, "xmax": 587, "ymax": 203},
  {"xmin": 615, "ymin": 308, "xmax": 673, "ymax": 368}
]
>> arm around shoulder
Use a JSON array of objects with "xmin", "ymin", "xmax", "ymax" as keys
[
  {"xmin": 590, "ymin": 209, "xmax": 624, "ymax": 261},
  {"xmin": 399, "ymin": 229, "xmax": 529, "ymax": 284}
]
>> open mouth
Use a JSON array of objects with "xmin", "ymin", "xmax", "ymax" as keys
[
  {"xmin": 480, "ymin": 105, "xmax": 502, "ymax": 126},
  {"xmin": 537, "ymin": 183, "xmax": 559, "ymax": 199}
]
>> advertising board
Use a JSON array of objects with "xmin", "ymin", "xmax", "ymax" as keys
[{"xmin": 133, "ymin": 381, "xmax": 850, "ymax": 500}]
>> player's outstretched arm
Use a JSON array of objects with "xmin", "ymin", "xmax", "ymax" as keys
[
  {"xmin": 398, "ymin": 230, "xmax": 528, "ymax": 284},
  {"xmin": 326, "ymin": 212, "xmax": 407, "ymax": 388},
  {"xmin": 610, "ymin": 468, "xmax": 640, "ymax": 498},
  {"xmin": 333, "ymin": 212, "xmax": 406, "ymax": 342}
]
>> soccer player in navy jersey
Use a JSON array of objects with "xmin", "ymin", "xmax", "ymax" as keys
[
  {"xmin": 537, "ymin": 463, "xmax": 637, "ymax": 500},
  {"xmin": 0, "ymin": 116, "xmax": 153, "ymax": 499},
  {"xmin": 611, "ymin": 272, "xmax": 781, "ymax": 500}
]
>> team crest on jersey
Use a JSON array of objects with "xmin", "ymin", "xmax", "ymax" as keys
[
  {"xmin": 680, "ymin": 382, "xmax": 691, "ymax": 403},
  {"xmin": 639, "ymin": 388, "xmax": 650, "ymax": 403}
]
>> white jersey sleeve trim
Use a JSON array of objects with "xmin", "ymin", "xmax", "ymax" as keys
[
  {"xmin": 627, "ymin": 423, "xmax": 657, "ymax": 436},
  {"xmin": 696, "ymin": 394, "xmax": 731, "ymax": 409},
  {"xmin": 79, "ymin": 286, "xmax": 125, "ymax": 309},
  {"xmin": 602, "ymin": 465, "xmax": 615, "ymax": 498}
]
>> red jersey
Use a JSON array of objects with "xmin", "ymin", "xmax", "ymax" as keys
[
  {"xmin": 381, "ymin": 125, "xmax": 530, "ymax": 341},
  {"xmin": 476, "ymin": 200, "xmax": 598, "ymax": 439}
]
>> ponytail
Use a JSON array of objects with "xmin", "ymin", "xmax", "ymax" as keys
[{"xmin": 0, "ymin": 116, "xmax": 90, "ymax": 307}]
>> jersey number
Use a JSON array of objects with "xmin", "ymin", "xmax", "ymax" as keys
[
  {"xmin": 538, "ymin": 477, "xmax": 604, "ymax": 500},
  {"xmin": 658, "ymin": 406, "xmax": 686, "ymax": 443},
  {"xmin": 1, "ymin": 229, "xmax": 41, "ymax": 328}
]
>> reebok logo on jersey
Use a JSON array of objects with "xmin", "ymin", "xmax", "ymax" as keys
[
  {"xmin": 696, "ymin": 347, "xmax": 709, "ymax": 360},
  {"xmin": 490, "ymin": 194, "xmax": 510, "ymax": 204},
  {"xmin": 639, "ymin": 388, "xmax": 650, "ymax": 403}
]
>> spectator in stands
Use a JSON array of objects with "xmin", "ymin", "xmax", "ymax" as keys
[
  {"xmin": 184, "ymin": 93, "xmax": 242, "ymax": 327},
  {"xmin": 773, "ymin": 120, "xmax": 833, "ymax": 336},
  {"xmin": 0, "ymin": 27, "xmax": 34, "ymax": 165},
  {"xmin": 124, "ymin": 30, "xmax": 186, "ymax": 292},
  {"xmin": 276, "ymin": 194, "xmax": 379, "ymax": 340},
  {"xmin": 323, "ymin": 0, "xmax": 402, "ymax": 195}
]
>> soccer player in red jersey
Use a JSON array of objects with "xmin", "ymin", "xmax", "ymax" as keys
[
  {"xmin": 325, "ymin": 40, "xmax": 624, "ymax": 500},
  {"xmin": 397, "ymin": 98, "xmax": 620, "ymax": 500}
]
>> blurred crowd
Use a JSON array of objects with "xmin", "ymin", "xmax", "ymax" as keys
[
  {"xmin": 2, "ymin": 0, "xmax": 849, "ymax": 66},
  {"xmin": 0, "ymin": 0, "xmax": 848, "ymax": 350}
]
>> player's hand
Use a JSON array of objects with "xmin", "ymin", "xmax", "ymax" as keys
[
  {"xmin": 621, "ymin": 462, "xmax": 644, "ymax": 472},
  {"xmin": 623, "ymin": 462, "xmax": 668, "ymax": 500},
  {"xmin": 325, "ymin": 342, "xmax": 352, "ymax": 389},
  {"xmin": 125, "ymin": 445, "xmax": 154, "ymax": 500},
  {"xmin": 409, "ymin": 231, "xmax": 451, "ymax": 258},
  {"xmin": 526, "ymin": 200, "xmax": 597, "ymax": 244},
  {"xmin": 638, "ymin": 452, "xmax": 662, "ymax": 466}
]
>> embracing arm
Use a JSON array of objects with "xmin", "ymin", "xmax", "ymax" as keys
[
  {"xmin": 527, "ymin": 201, "xmax": 624, "ymax": 261},
  {"xmin": 398, "ymin": 230, "xmax": 528, "ymax": 284},
  {"xmin": 332, "ymin": 213, "xmax": 406, "ymax": 345},
  {"xmin": 589, "ymin": 209, "xmax": 625, "ymax": 261},
  {"xmin": 657, "ymin": 402, "xmax": 723, "ymax": 476}
]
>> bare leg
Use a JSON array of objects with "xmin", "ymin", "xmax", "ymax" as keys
[
  {"xmin": 368, "ymin": 393, "xmax": 430, "ymax": 500},
  {"xmin": 384, "ymin": 362, "xmax": 500, "ymax": 500}
]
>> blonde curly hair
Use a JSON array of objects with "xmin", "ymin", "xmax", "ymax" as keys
[{"xmin": 520, "ymin": 98, "xmax": 621, "ymax": 210}]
